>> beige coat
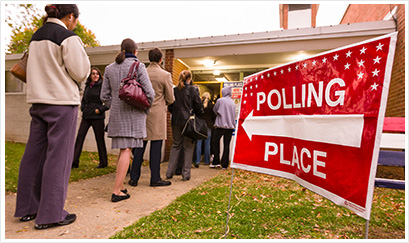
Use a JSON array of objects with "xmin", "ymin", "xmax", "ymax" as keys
[{"xmin": 145, "ymin": 62, "xmax": 175, "ymax": 140}]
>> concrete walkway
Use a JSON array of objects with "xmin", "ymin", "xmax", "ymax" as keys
[{"xmin": 4, "ymin": 162, "xmax": 221, "ymax": 240}]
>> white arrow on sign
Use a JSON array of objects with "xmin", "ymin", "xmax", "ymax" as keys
[{"xmin": 241, "ymin": 110, "xmax": 364, "ymax": 148}]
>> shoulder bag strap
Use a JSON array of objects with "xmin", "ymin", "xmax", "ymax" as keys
[{"xmin": 130, "ymin": 61, "xmax": 140, "ymax": 80}]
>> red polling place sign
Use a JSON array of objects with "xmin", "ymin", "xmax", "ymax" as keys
[{"xmin": 231, "ymin": 33, "xmax": 397, "ymax": 220}]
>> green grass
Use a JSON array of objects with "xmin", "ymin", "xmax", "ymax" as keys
[
  {"xmin": 5, "ymin": 141, "xmax": 116, "ymax": 193},
  {"xmin": 111, "ymin": 170, "xmax": 405, "ymax": 239},
  {"xmin": 5, "ymin": 141, "xmax": 405, "ymax": 239}
]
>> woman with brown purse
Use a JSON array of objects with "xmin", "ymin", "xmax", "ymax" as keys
[{"xmin": 14, "ymin": 4, "xmax": 90, "ymax": 230}]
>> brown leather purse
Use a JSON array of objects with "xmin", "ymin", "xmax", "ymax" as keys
[{"xmin": 10, "ymin": 51, "xmax": 28, "ymax": 83}]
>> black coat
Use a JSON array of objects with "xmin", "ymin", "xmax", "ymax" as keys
[
  {"xmin": 168, "ymin": 83, "xmax": 203, "ymax": 127},
  {"xmin": 81, "ymin": 80, "xmax": 109, "ymax": 120},
  {"xmin": 202, "ymin": 101, "xmax": 216, "ymax": 128}
]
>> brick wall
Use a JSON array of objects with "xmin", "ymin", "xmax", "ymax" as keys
[
  {"xmin": 162, "ymin": 53, "xmax": 190, "ymax": 161},
  {"xmin": 341, "ymin": 4, "xmax": 405, "ymax": 117},
  {"xmin": 311, "ymin": 4, "xmax": 318, "ymax": 27},
  {"xmin": 163, "ymin": 49, "xmax": 174, "ymax": 161}
]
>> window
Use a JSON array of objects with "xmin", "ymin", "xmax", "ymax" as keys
[
  {"xmin": 288, "ymin": 4, "xmax": 312, "ymax": 29},
  {"xmin": 5, "ymin": 71, "xmax": 24, "ymax": 93}
]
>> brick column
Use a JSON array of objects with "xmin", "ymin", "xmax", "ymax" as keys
[{"xmin": 164, "ymin": 49, "xmax": 175, "ymax": 161}]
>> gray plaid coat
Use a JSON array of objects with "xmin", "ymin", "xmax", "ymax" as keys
[{"xmin": 101, "ymin": 57, "xmax": 155, "ymax": 139}]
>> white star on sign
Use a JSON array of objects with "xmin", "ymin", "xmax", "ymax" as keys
[
  {"xmin": 303, "ymin": 63, "xmax": 307, "ymax": 68},
  {"xmin": 273, "ymin": 71, "xmax": 277, "ymax": 76},
  {"xmin": 244, "ymin": 100, "xmax": 247, "ymax": 104},
  {"xmin": 280, "ymin": 69, "xmax": 284, "ymax": 74},
  {"xmin": 371, "ymin": 83, "xmax": 379, "ymax": 91},
  {"xmin": 312, "ymin": 60, "xmax": 317, "ymax": 66},
  {"xmin": 245, "ymin": 87, "xmax": 247, "ymax": 91},
  {"xmin": 322, "ymin": 57, "xmax": 327, "ymax": 63},
  {"xmin": 376, "ymin": 43, "xmax": 384, "ymax": 51},
  {"xmin": 346, "ymin": 51, "xmax": 352, "ymax": 57},
  {"xmin": 372, "ymin": 69, "xmax": 380, "ymax": 77},
  {"xmin": 245, "ymin": 93, "xmax": 247, "ymax": 97},
  {"xmin": 358, "ymin": 72, "xmax": 364, "ymax": 79},
  {"xmin": 255, "ymin": 84, "xmax": 258, "ymax": 88},
  {"xmin": 358, "ymin": 60, "xmax": 365, "ymax": 67},
  {"xmin": 267, "ymin": 73, "xmax": 270, "ymax": 78},
  {"xmin": 250, "ymin": 86, "xmax": 253, "ymax": 89},
  {"xmin": 333, "ymin": 54, "xmax": 339, "ymax": 60},
  {"xmin": 373, "ymin": 56, "xmax": 381, "ymax": 64},
  {"xmin": 360, "ymin": 46, "xmax": 367, "ymax": 54},
  {"xmin": 261, "ymin": 75, "xmax": 264, "ymax": 79},
  {"xmin": 250, "ymin": 93, "xmax": 253, "ymax": 96},
  {"xmin": 295, "ymin": 65, "xmax": 299, "ymax": 70},
  {"xmin": 288, "ymin": 67, "xmax": 291, "ymax": 72},
  {"xmin": 344, "ymin": 63, "xmax": 351, "ymax": 70}
]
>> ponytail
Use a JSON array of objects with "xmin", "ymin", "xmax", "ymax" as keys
[
  {"xmin": 177, "ymin": 70, "xmax": 192, "ymax": 90},
  {"xmin": 115, "ymin": 38, "xmax": 138, "ymax": 64}
]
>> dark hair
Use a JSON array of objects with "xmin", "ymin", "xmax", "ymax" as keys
[
  {"xmin": 148, "ymin": 48, "xmax": 163, "ymax": 63},
  {"xmin": 177, "ymin": 70, "xmax": 191, "ymax": 90},
  {"xmin": 43, "ymin": 4, "xmax": 79, "ymax": 24},
  {"xmin": 115, "ymin": 38, "xmax": 138, "ymax": 64},
  {"xmin": 86, "ymin": 67, "xmax": 103, "ymax": 83}
]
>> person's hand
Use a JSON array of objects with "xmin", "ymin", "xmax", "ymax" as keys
[{"xmin": 95, "ymin": 109, "xmax": 100, "ymax": 114}]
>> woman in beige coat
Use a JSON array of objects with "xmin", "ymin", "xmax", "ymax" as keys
[{"xmin": 129, "ymin": 48, "xmax": 175, "ymax": 187}]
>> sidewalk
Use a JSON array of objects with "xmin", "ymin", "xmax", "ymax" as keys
[{"xmin": 4, "ymin": 162, "xmax": 221, "ymax": 240}]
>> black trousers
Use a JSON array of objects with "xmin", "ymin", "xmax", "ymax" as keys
[
  {"xmin": 131, "ymin": 140, "xmax": 163, "ymax": 184},
  {"xmin": 72, "ymin": 118, "xmax": 108, "ymax": 167},
  {"xmin": 211, "ymin": 128, "xmax": 234, "ymax": 169}
]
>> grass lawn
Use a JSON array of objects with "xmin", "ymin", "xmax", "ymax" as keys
[
  {"xmin": 111, "ymin": 170, "xmax": 405, "ymax": 239},
  {"xmin": 5, "ymin": 141, "xmax": 405, "ymax": 239},
  {"xmin": 5, "ymin": 141, "xmax": 117, "ymax": 193}
]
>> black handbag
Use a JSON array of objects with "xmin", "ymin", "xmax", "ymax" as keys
[{"xmin": 182, "ymin": 111, "xmax": 208, "ymax": 140}]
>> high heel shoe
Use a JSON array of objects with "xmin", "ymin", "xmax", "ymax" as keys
[{"xmin": 111, "ymin": 193, "xmax": 130, "ymax": 202}]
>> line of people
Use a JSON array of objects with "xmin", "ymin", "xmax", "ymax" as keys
[{"xmin": 13, "ymin": 3, "xmax": 236, "ymax": 230}]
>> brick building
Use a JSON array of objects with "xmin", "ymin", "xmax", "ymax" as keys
[
  {"xmin": 340, "ymin": 4, "xmax": 406, "ymax": 117},
  {"xmin": 5, "ymin": 4, "xmax": 403, "ymax": 161}
]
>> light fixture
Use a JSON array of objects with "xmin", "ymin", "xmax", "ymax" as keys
[
  {"xmin": 203, "ymin": 59, "xmax": 217, "ymax": 68},
  {"xmin": 213, "ymin": 70, "xmax": 221, "ymax": 76},
  {"xmin": 215, "ymin": 77, "xmax": 228, "ymax": 82},
  {"xmin": 203, "ymin": 60, "xmax": 214, "ymax": 68},
  {"xmin": 292, "ymin": 53, "xmax": 309, "ymax": 61}
]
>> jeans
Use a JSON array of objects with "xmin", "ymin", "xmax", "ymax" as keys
[{"xmin": 194, "ymin": 128, "xmax": 211, "ymax": 165}]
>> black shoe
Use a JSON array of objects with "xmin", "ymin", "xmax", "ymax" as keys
[
  {"xmin": 182, "ymin": 177, "xmax": 190, "ymax": 181},
  {"xmin": 34, "ymin": 213, "xmax": 76, "ymax": 230},
  {"xmin": 111, "ymin": 193, "xmax": 130, "ymax": 202},
  {"xmin": 20, "ymin": 213, "xmax": 37, "ymax": 222},
  {"xmin": 128, "ymin": 179, "xmax": 138, "ymax": 187},
  {"xmin": 193, "ymin": 163, "xmax": 199, "ymax": 168},
  {"xmin": 121, "ymin": 189, "xmax": 128, "ymax": 194},
  {"xmin": 71, "ymin": 163, "xmax": 79, "ymax": 169},
  {"xmin": 96, "ymin": 164, "xmax": 107, "ymax": 168},
  {"xmin": 175, "ymin": 168, "xmax": 182, "ymax": 175},
  {"xmin": 150, "ymin": 179, "xmax": 171, "ymax": 187},
  {"xmin": 166, "ymin": 176, "xmax": 173, "ymax": 179}
]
